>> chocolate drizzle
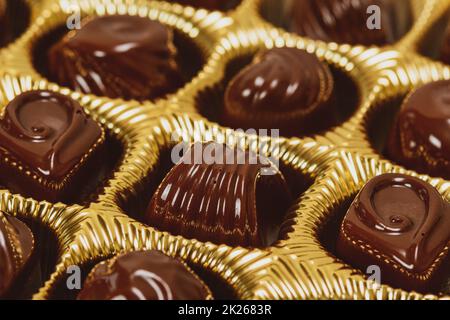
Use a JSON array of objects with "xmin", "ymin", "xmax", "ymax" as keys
[
  {"xmin": 289, "ymin": 0, "xmax": 410, "ymax": 46},
  {"xmin": 223, "ymin": 47, "xmax": 336, "ymax": 137},
  {"xmin": 77, "ymin": 250, "xmax": 211, "ymax": 300},
  {"xmin": 337, "ymin": 173, "xmax": 450, "ymax": 291},
  {"xmin": 386, "ymin": 80, "xmax": 450, "ymax": 179},
  {"xmin": 48, "ymin": 15, "xmax": 183, "ymax": 101},
  {"xmin": 0, "ymin": 211, "xmax": 34, "ymax": 298},
  {"xmin": 145, "ymin": 142, "xmax": 292, "ymax": 247}
]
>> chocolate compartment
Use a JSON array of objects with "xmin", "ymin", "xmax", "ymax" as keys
[
  {"xmin": 196, "ymin": 50, "xmax": 359, "ymax": 138},
  {"xmin": 0, "ymin": 0, "xmax": 30, "ymax": 48},
  {"xmin": 32, "ymin": 19, "xmax": 205, "ymax": 102}
]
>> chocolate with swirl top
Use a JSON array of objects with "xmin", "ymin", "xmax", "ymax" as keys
[
  {"xmin": 223, "ymin": 47, "xmax": 336, "ymax": 137},
  {"xmin": 48, "ymin": 15, "xmax": 183, "ymax": 101},
  {"xmin": 289, "ymin": 0, "xmax": 411, "ymax": 46},
  {"xmin": 0, "ymin": 90, "xmax": 105, "ymax": 202},
  {"xmin": 336, "ymin": 173, "xmax": 450, "ymax": 291},
  {"xmin": 386, "ymin": 80, "xmax": 450, "ymax": 179},
  {"xmin": 77, "ymin": 250, "xmax": 211, "ymax": 300},
  {"xmin": 0, "ymin": 211, "xmax": 34, "ymax": 298},
  {"xmin": 145, "ymin": 142, "xmax": 292, "ymax": 247}
]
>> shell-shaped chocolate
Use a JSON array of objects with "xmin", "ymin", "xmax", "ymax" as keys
[
  {"xmin": 223, "ymin": 47, "xmax": 336, "ymax": 137},
  {"xmin": 336, "ymin": 173, "xmax": 450, "ymax": 291},
  {"xmin": 0, "ymin": 211, "xmax": 34, "ymax": 298},
  {"xmin": 386, "ymin": 80, "xmax": 450, "ymax": 179},
  {"xmin": 48, "ymin": 15, "xmax": 183, "ymax": 101},
  {"xmin": 77, "ymin": 250, "xmax": 211, "ymax": 300},
  {"xmin": 145, "ymin": 142, "xmax": 292, "ymax": 247},
  {"xmin": 289, "ymin": 0, "xmax": 410, "ymax": 46}
]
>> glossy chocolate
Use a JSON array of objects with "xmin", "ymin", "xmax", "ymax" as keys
[
  {"xmin": 223, "ymin": 47, "xmax": 336, "ymax": 137},
  {"xmin": 439, "ymin": 24, "xmax": 450, "ymax": 65},
  {"xmin": 336, "ymin": 173, "xmax": 450, "ymax": 291},
  {"xmin": 77, "ymin": 250, "xmax": 211, "ymax": 300},
  {"xmin": 0, "ymin": 90, "xmax": 105, "ymax": 202},
  {"xmin": 386, "ymin": 80, "xmax": 450, "ymax": 179},
  {"xmin": 48, "ymin": 15, "xmax": 183, "ymax": 101},
  {"xmin": 173, "ymin": 0, "xmax": 240, "ymax": 11},
  {"xmin": 289, "ymin": 0, "xmax": 411, "ymax": 46},
  {"xmin": 0, "ymin": 211, "xmax": 34, "ymax": 298},
  {"xmin": 145, "ymin": 142, "xmax": 292, "ymax": 247}
]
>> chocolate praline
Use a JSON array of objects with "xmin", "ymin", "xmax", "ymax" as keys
[
  {"xmin": 0, "ymin": 90, "xmax": 105, "ymax": 202},
  {"xmin": 336, "ymin": 173, "xmax": 450, "ymax": 292},
  {"xmin": 77, "ymin": 250, "xmax": 211, "ymax": 300},
  {"xmin": 48, "ymin": 15, "xmax": 183, "ymax": 101},
  {"xmin": 0, "ymin": 211, "xmax": 34, "ymax": 298},
  {"xmin": 223, "ymin": 47, "xmax": 336, "ymax": 137},
  {"xmin": 386, "ymin": 80, "xmax": 450, "ymax": 179},
  {"xmin": 145, "ymin": 142, "xmax": 292, "ymax": 247},
  {"xmin": 289, "ymin": 0, "xmax": 411, "ymax": 46}
]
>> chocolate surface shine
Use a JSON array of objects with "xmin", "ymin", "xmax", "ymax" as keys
[
  {"xmin": 224, "ymin": 48, "xmax": 336, "ymax": 137},
  {"xmin": 146, "ymin": 142, "xmax": 292, "ymax": 247},
  {"xmin": 0, "ymin": 212, "xmax": 34, "ymax": 297},
  {"xmin": 48, "ymin": 15, "xmax": 182, "ymax": 101},
  {"xmin": 0, "ymin": 90, "xmax": 103, "ymax": 180},
  {"xmin": 387, "ymin": 80, "xmax": 450, "ymax": 179},
  {"xmin": 78, "ymin": 251, "xmax": 210, "ymax": 300},
  {"xmin": 337, "ymin": 173, "xmax": 450, "ymax": 291}
]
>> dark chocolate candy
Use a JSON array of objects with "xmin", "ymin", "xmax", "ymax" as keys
[
  {"xmin": 145, "ymin": 142, "xmax": 292, "ymax": 247},
  {"xmin": 0, "ymin": 90, "xmax": 105, "ymax": 202},
  {"xmin": 289, "ymin": 0, "xmax": 411, "ymax": 46},
  {"xmin": 0, "ymin": 211, "xmax": 34, "ymax": 298},
  {"xmin": 223, "ymin": 47, "xmax": 336, "ymax": 137},
  {"xmin": 77, "ymin": 250, "xmax": 211, "ymax": 300},
  {"xmin": 173, "ymin": 0, "xmax": 240, "ymax": 11},
  {"xmin": 386, "ymin": 80, "xmax": 450, "ymax": 179},
  {"xmin": 439, "ymin": 23, "xmax": 450, "ymax": 65},
  {"xmin": 336, "ymin": 173, "xmax": 450, "ymax": 292},
  {"xmin": 48, "ymin": 15, "xmax": 183, "ymax": 101}
]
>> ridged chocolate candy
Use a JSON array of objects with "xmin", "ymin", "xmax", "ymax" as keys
[
  {"xmin": 289, "ymin": 0, "xmax": 411, "ymax": 46},
  {"xmin": 77, "ymin": 250, "xmax": 211, "ymax": 300},
  {"xmin": 0, "ymin": 211, "xmax": 34, "ymax": 298},
  {"xmin": 223, "ymin": 47, "xmax": 336, "ymax": 137},
  {"xmin": 0, "ymin": 90, "xmax": 105, "ymax": 202},
  {"xmin": 145, "ymin": 142, "xmax": 292, "ymax": 247},
  {"xmin": 48, "ymin": 15, "xmax": 183, "ymax": 101},
  {"xmin": 440, "ymin": 23, "xmax": 450, "ymax": 65},
  {"xmin": 337, "ymin": 173, "xmax": 450, "ymax": 292},
  {"xmin": 386, "ymin": 80, "xmax": 450, "ymax": 179}
]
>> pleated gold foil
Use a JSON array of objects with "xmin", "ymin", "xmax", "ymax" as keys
[{"xmin": 0, "ymin": 0, "xmax": 448, "ymax": 300}]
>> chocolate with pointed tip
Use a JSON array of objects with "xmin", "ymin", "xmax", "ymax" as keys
[
  {"xmin": 336, "ymin": 173, "xmax": 450, "ymax": 292},
  {"xmin": 386, "ymin": 80, "xmax": 450, "ymax": 179},
  {"xmin": 0, "ymin": 211, "xmax": 34, "ymax": 298},
  {"xmin": 77, "ymin": 250, "xmax": 211, "ymax": 300},
  {"xmin": 48, "ymin": 15, "xmax": 183, "ymax": 101},
  {"xmin": 0, "ymin": 90, "xmax": 105, "ymax": 202},
  {"xmin": 223, "ymin": 47, "xmax": 336, "ymax": 137},
  {"xmin": 289, "ymin": 0, "xmax": 411, "ymax": 46},
  {"xmin": 145, "ymin": 142, "xmax": 292, "ymax": 247}
]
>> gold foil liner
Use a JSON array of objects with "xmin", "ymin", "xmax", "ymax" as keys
[{"xmin": 0, "ymin": 0, "xmax": 449, "ymax": 300}]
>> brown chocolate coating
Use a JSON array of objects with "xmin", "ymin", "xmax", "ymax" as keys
[
  {"xmin": 336, "ymin": 173, "xmax": 450, "ymax": 292},
  {"xmin": 48, "ymin": 15, "xmax": 183, "ymax": 101},
  {"xmin": 0, "ymin": 211, "xmax": 34, "ymax": 298},
  {"xmin": 289, "ymin": 0, "xmax": 411, "ymax": 46},
  {"xmin": 173, "ymin": 0, "xmax": 240, "ymax": 11},
  {"xmin": 77, "ymin": 250, "xmax": 211, "ymax": 300},
  {"xmin": 0, "ymin": 90, "xmax": 105, "ymax": 202},
  {"xmin": 439, "ymin": 23, "xmax": 450, "ymax": 65},
  {"xmin": 223, "ymin": 47, "xmax": 336, "ymax": 137},
  {"xmin": 386, "ymin": 80, "xmax": 450, "ymax": 179},
  {"xmin": 145, "ymin": 142, "xmax": 292, "ymax": 247}
]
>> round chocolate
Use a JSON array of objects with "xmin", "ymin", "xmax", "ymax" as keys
[
  {"xmin": 223, "ymin": 47, "xmax": 336, "ymax": 137},
  {"xmin": 386, "ymin": 80, "xmax": 450, "ymax": 179},
  {"xmin": 0, "ymin": 211, "xmax": 34, "ymax": 298},
  {"xmin": 77, "ymin": 250, "xmax": 211, "ymax": 300},
  {"xmin": 48, "ymin": 15, "xmax": 183, "ymax": 101},
  {"xmin": 336, "ymin": 173, "xmax": 450, "ymax": 291},
  {"xmin": 173, "ymin": 0, "xmax": 241, "ymax": 11},
  {"xmin": 289, "ymin": 0, "xmax": 410, "ymax": 46},
  {"xmin": 146, "ymin": 142, "xmax": 292, "ymax": 247}
]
